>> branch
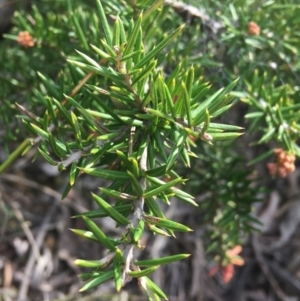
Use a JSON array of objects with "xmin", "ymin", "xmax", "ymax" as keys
[
  {"xmin": 164, "ymin": 0, "xmax": 223, "ymax": 34},
  {"xmin": 0, "ymin": 59, "xmax": 106, "ymax": 174},
  {"xmin": 121, "ymin": 137, "xmax": 149, "ymax": 286}
]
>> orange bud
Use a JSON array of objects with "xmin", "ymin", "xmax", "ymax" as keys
[
  {"xmin": 286, "ymin": 154, "xmax": 296, "ymax": 163},
  {"xmin": 274, "ymin": 148, "xmax": 283, "ymax": 155},
  {"xmin": 17, "ymin": 31, "xmax": 35, "ymax": 48},
  {"xmin": 222, "ymin": 264, "xmax": 235, "ymax": 283},
  {"xmin": 226, "ymin": 245, "xmax": 242, "ymax": 257},
  {"xmin": 277, "ymin": 166, "xmax": 288, "ymax": 178},
  {"xmin": 248, "ymin": 22, "xmax": 260, "ymax": 36},
  {"xmin": 277, "ymin": 151, "xmax": 287, "ymax": 163}
]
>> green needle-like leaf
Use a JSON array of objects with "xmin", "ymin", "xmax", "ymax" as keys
[
  {"xmin": 144, "ymin": 177, "xmax": 185, "ymax": 198},
  {"xmin": 38, "ymin": 148, "xmax": 58, "ymax": 166},
  {"xmin": 71, "ymin": 15, "xmax": 89, "ymax": 51},
  {"xmin": 127, "ymin": 171, "xmax": 143, "ymax": 196},
  {"xmin": 136, "ymin": 254, "xmax": 190, "ymax": 267},
  {"xmin": 30, "ymin": 124, "xmax": 49, "ymax": 141},
  {"xmin": 69, "ymin": 162, "xmax": 78, "ymax": 186},
  {"xmin": 258, "ymin": 127, "xmax": 276, "ymax": 144},
  {"xmin": 144, "ymin": 276, "xmax": 168, "ymax": 300},
  {"xmin": 80, "ymin": 271, "xmax": 105, "ymax": 282},
  {"xmin": 76, "ymin": 50, "xmax": 103, "ymax": 69},
  {"xmin": 144, "ymin": 215, "xmax": 193, "ymax": 232},
  {"xmin": 132, "ymin": 60, "xmax": 157, "ymax": 85},
  {"xmin": 100, "ymin": 187, "xmax": 137, "ymax": 201},
  {"xmin": 92, "ymin": 193, "xmax": 130, "ymax": 225},
  {"xmin": 67, "ymin": 60, "xmax": 121, "ymax": 82},
  {"xmin": 145, "ymin": 165, "xmax": 168, "ymax": 177},
  {"xmin": 248, "ymin": 148, "xmax": 275, "ymax": 165},
  {"xmin": 128, "ymin": 266, "xmax": 159, "ymax": 277},
  {"xmin": 48, "ymin": 134, "xmax": 68, "ymax": 158},
  {"xmin": 75, "ymin": 259, "xmax": 107, "ymax": 268},
  {"xmin": 113, "ymin": 256, "xmax": 122, "ymax": 292},
  {"xmin": 132, "ymin": 219, "xmax": 145, "ymax": 242},
  {"xmin": 143, "ymin": 0, "xmax": 165, "ymax": 21},
  {"xmin": 147, "ymin": 224, "xmax": 171, "ymax": 237},
  {"xmin": 208, "ymin": 123, "xmax": 244, "ymax": 131},
  {"xmin": 145, "ymin": 197, "xmax": 166, "ymax": 219},
  {"xmin": 90, "ymin": 44, "xmax": 113, "ymax": 60},
  {"xmin": 145, "ymin": 108, "xmax": 173, "ymax": 122},
  {"xmin": 79, "ymin": 167, "xmax": 129, "ymax": 180},
  {"xmin": 70, "ymin": 229, "xmax": 100, "ymax": 243},
  {"xmin": 95, "ymin": 0, "xmax": 112, "ymax": 46},
  {"xmin": 113, "ymin": 17, "xmax": 121, "ymax": 47},
  {"xmin": 192, "ymin": 79, "xmax": 237, "ymax": 126},
  {"xmin": 70, "ymin": 112, "xmax": 82, "ymax": 148},
  {"xmin": 123, "ymin": 13, "xmax": 143, "ymax": 57},
  {"xmin": 73, "ymin": 204, "xmax": 132, "ymax": 219},
  {"xmin": 79, "ymin": 270, "xmax": 114, "ymax": 292},
  {"xmin": 208, "ymin": 132, "xmax": 243, "ymax": 140},
  {"xmin": 133, "ymin": 25, "xmax": 184, "ymax": 70},
  {"xmin": 82, "ymin": 216, "xmax": 116, "ymax": 251}
]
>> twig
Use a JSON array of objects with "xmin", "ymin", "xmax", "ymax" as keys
[
  {"xmin": 0, "ymin": 190, "xmax": 9, "ymax": 241},
  {"xmin": 252, "ymin": 233, "xmax": 292, "ymax": 301},
  {"xmin": 189, "ymin": 238, "xmax": 205, "ymax": 300},
  {"xmin": 265, "ymin": 258, "xmax": 300, "ymax": 295},
  {"xmin": 164, "ymin": 0, "xmax": 223, "ymax": 34},
  {"xmin": 129, "ymin": 137, "xmax": 148, "ymax": 228},
  {"xmin": 0, "ymin": 173, "xmax": 87, "ymax": 214},
  {"xmin": 122, "ymin": 244, "xmax": 134, "ymax": 285},
  {"xmin": 0, "ymin": 139, "xmax": 31, "ymax": 174},
  {"xmin": 123, "ymin": 138, "xmax": 149, "ymax": 286},
  {"xmin": 10, "ymin": 201, "xmax": 41, "ymax": 260},
  {"xmin": 17, "ymin": 200, "xmax": 58, "ymax": 301},
  {"xmin": 0, "ymin": 59, "xmax": 106, "ymax": 174}
]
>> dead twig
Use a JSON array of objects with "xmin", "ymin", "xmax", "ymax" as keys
[
  {"xmin": 189, "ymin": 237, "xmax": 205, "ymax": 301},
  {"xmin": 10, "ymin": 201, "xmax": 40, "ymax": 260},
  {"xmin": 17, "ymin": 201, "xmax": 59, "ymax": 301},
  {"xmin": 0, "ymin": 173, "xmax": 87, "ymax": 213},
  {"xmin": 252, "ymin": 233, "xmax": 295, "ymax": 301},
  {"xmin": 164, "ymin": 0, "xmax": 223, "ymax": 33},
  {"xmin": 265, "ymin": 258, "xmax": 300, "ymax": 296}
]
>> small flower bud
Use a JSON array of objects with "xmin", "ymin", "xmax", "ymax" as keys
[
  {"xmin": 277, "ymin": 166, "xmax": 288, "ymax": 178},
  {"xmin": 248, "ymin": 22, "xmax": 260, "ymax": 36},
  {"xmin": 222, "ymin": 264, "xmax": 234, "ymax": 283},
  {"xmin": 17, "ymin": 31, "xmax": 35, "ymax": 48}
]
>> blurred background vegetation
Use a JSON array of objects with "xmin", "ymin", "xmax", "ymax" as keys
[{"xmin": 1, "ymin": 0, "xmax": 300, "ymax": 300}]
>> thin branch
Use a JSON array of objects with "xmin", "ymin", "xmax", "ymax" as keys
[
  {"xmin": 164, "ymin": 0, "xmax": 223, "ymax": 34},
  {"xmin": 0, "ymin": 59, "xmax": 106, "ymax": 174},
  {"xmin": 0, "ymin": 173, "xmax": 87, "ymax": 213},
  {"xmin": 10, "ymin": 202, "xmax": 41, "ymax": 261},
  {"xmin": 252, "ymin": 233, "xmax": 291, "ymax": 301},
  {"xmin": 17, "ymin": 201, "xmax": 58, "ymax": 301},
  {"xmin": 128, "ymin": 137, "xmax": 148, "ymax": 228},
  {"xmin": 120, "ymin": 138, "xmax": 149, "ymax": 287},
  {"xmin": 122, "ymin": 244, "xmax": 134, "ymax": 285}
]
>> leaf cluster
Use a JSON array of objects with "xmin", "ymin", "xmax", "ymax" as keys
[
  {"xmin": 1, "ymin": 0, "xmax": 242, "ymax": 299},
  {"xmin": 1, "ymin": 0, "xmax": 300, "ymax": 298}
]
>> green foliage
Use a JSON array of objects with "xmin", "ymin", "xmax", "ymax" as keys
[
  {"xmin": 1, "ymin": 0, "xmax": 300, "ymax": 299},
  {"xmin": 188, "ymin": 142, "xmax": 264, "ymax": 256},
  {"xmin": 202, "ymin": 0, "xmax": 300, "ymax": 161},
  {"xmin": 0, "ymin": 0, "xmax": 240, "ymax": 298}
]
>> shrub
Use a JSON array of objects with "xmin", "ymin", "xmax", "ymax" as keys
[{"xmin": 1, "ymin": 0, "xmax": 299, "ymax": 300}]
